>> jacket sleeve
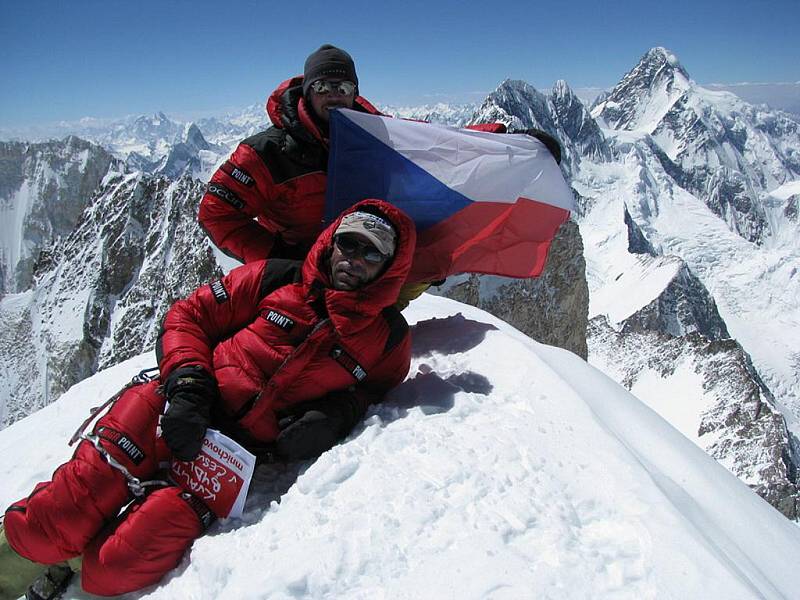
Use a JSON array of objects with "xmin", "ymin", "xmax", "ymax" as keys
[
  {"xmin": 156, "ymin": 260, "xmax": 270, "ymax": 379},
  {"xmin": 198, "ymin": 143, "xmax": 279, "ymax": 263}
]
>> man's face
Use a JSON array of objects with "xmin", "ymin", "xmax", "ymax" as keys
[
  {"xmin": 308, "ymin": 78, "xmax": 356, "ymax": 123},
  {"xmin": 330, "ymin": 234, "xmax": 389, "ymax": 290}
]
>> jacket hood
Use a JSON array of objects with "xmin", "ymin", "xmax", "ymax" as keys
[
  {"xmin": 266, "ymin": 76, "xmax": 381, "ymax": 146},
  {"xmin": 301, "ymin": 199, "xmax": 416, "ymax": 334}
]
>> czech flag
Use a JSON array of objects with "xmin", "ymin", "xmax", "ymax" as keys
[{"xmin": 325, "ymin": 109, "xmax": 574, "ymax": 283}]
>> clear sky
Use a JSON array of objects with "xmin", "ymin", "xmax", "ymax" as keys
[{"xmin": 1, "ymin": 0, "xmax": 798, "ymax": 127}]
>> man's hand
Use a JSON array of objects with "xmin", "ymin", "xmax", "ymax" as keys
[
  {"xmin": 513, "ymin": 128, "xmax": 562, "ymax": 165},
  {"xmin": 268, "ymin": 233, "xmax": 308, "ymax": 261},
  {"xmin": 161, "ymin": 366, "xmax": 218, "ymax": 461},
  {"xmin": 275, "ymin": 393, "xmax": 364, "ymax": 460}
]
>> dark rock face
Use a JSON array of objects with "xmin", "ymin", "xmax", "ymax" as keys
[
  {"xmin": 549, "ymin": 80, "xmax": 612, "ymax": 164},
  {"xmin": 624, "ymin": 205, "xmax": 657, "ymax": 256},
  {"xmin": 619, "ymin": 261, "xmax": 730, "ymax": 340},
  {"xmin": 704, "ymin": 170, "xmax": 767, "ymax": 243},
  {"xmin": 0, "ymin": 137, "xmax": 114, "ymax": 294},
  {"xmin": 0, "ymin": 171, "xmax": 220, "ymax": 427},
  {"xmin": 438, "ymin": 220, "xmax": 589, "ymax": 359},
  {"xmin": 588, "ymin": 317, "xmax": 800, "ymax": 520},
  {"xmin": 784, "ymin": 194, "xmax": 798, "ymax": 221}
]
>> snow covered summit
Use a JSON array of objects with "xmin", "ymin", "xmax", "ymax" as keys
[{"xmin": 2, "ymin": 294, "xmax": 798, "ymax": 599}]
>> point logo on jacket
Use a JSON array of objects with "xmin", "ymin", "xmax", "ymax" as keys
[
  {"xmin": 96, "ymin": 426, "xmax": 146, "ymax": 465},
  {"xmin": 330, "ymin": 345, "xmax": 367, "ymax": 382},
  {"xmin": 262, "ymin": 309, "xmax": 295, "ymax": 332}
]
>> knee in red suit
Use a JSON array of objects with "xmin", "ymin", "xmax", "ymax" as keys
[
  {"xmin": 81, "ymin": 487, "xmax": 212, "ymax": 596},
  {"xmin": 93, "ymin": 380, "xmax": 167, "ymax": 478},
  {"xmin": 3, "ymin": 381, "xmax": 166, "ymax": 564},
  {"xmin": 3, "ymin": 443, "xmax": 130, "ymax": 564}
]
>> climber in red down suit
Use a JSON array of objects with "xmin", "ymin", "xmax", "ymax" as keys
[{"xmin": 1, "ymin": 199, "xmax": 415, "ymax": 597}]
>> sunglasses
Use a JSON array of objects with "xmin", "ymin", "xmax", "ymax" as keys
[
  {"xmin": 334, "ymin": 235, "xmax": 388, "ymax": 264},
  {"xmin": 310, "ymin": 79, "xmax": 357, "ymax": 97}
]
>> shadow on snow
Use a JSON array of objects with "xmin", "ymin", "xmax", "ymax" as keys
[{"xmin": 214, "ymin": 313, "xmax": 496, "ymax": 535}]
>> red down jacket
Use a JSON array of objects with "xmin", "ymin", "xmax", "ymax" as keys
[
  {"xmin": 198, "ymin": 76, "xmax": 506, "ymax": 264},
  {"xmin": 198, "ymin": 76, "xmax": 383, "ymax": 263},
  {"xmin": 159, "ymin": 199, "xmax": 416, "ymax": 446}
]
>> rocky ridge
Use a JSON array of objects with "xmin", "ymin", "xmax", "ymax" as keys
[
  {"xmin": 0, "ymin": 163, "xmax": 220, "ymax": 426},
  {"xmin": 588, "ymin": 317, "xmax": 800, "ymax": 520},
  {"xmin": 0, "ymin": 137, "xmax": 114, "ymax": 294}
]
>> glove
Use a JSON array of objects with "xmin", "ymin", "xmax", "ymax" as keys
[
  {"xmin": 275, "ymin": 393, "xmax": 364, "ymax": 460},
  {"xmin": 161, "ymin": 366, "xmax": 218, "ymax": 461},
  {"xmin": 515, "ymin": 128, "xmax": 562, "ymax": 165},
  {"xmin": 268, "ymin": 233, "xmax": 308, "ymax": 261}
]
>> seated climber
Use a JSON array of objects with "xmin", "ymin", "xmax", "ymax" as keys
[{"xmin": 0, "ymin": 199, "xmax": 415, "ymax": 599}]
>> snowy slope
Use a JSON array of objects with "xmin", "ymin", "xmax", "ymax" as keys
[
  {"xmin": 2, "ymin": 294, "xmax": 799, "ymax": 599},
  {"xmin": 380, "ymin": 103, "xmax": 478, "ymax": 127},
  {"xmin": 576, "ymin": 136, "xmax": 800, "ymax": 430}
]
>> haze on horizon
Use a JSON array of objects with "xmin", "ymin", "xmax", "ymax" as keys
[{"xmin": 1, "ymin": 0, "xmax": 798, "ymax": 131}]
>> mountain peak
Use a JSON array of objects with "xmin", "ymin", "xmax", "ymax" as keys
[
  {"xmin": 552, "ymin": 79, "xmax": 574, "ymax": 99},
  {"xmin": 637, "ymin": 46, "xmax": 690, "ymax": 81},
  {"xmin": 646, "ymin": 47, "xmax": 682, "ymax": 66},
  {"xmin": 592, "ymin": 47, "xmax": 691, "ymax": 132}
]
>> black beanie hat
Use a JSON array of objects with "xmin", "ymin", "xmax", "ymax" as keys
[{"xmin": 303, "ymin": 44, "xmax": 359, "ymax": 96}]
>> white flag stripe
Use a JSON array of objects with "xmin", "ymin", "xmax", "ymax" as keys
[{"xmin": 338, "ymin": 109, "xmax": 574, "ymax": 211}]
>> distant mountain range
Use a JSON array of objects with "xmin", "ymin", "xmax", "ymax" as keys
[{"xmin": 2, "ymin": 81, "xmax": 798, "ymax": 144}]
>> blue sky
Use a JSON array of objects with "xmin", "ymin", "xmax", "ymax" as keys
[{"xmin": 1, "ymin": 0, "xmax": 798, "ymax": 127}]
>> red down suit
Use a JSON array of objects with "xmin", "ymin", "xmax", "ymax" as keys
[
  {"xmin": 3, "ymin": 199, "xmax": 415, "ymax": 596},
  {"xmin": 199, "ymin": 76, "xmax": 505, "ymax": 264}
]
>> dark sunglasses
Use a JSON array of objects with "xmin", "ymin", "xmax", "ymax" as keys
[
  {"xmin": 310, "ymin": 79, "xmax": 357, "ymax": 97},
  {"xmin": 334, "ymin": 235, "xmax": 388, "ymax": 264}
]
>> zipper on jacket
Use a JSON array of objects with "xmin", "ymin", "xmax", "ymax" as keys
[
  {"xmin": 237, "ymin": 318, "xmax": 332, "ymax": 422},
  {"xmin": 233, "ymin": 390, "xmax": 262, "ymax": 421}
]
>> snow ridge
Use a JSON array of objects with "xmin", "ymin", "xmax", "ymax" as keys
[{"xmin": 2, "ymin": 295, "xmax": 799, "ymax": 599}]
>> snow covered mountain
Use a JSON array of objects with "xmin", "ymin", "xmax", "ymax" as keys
[
  {"xmin": 380, "ymin": 102, "xmax": 477, "ymax": 127},
  {"xmin": 0, "ymin": 137, "xmax": 113, "ymax": 295},
  {"xmin": 456, "ymin": 48, "xmax": 800, "ymax": 518},
  {"xmin": 575, "ymin": 50, "xmax": 800, "ymax": 518},
  {"xmin": 470, "ymin": 78, "xmax": 611, "ymax": 177},
  {"xmin": 705, "ymin": 82, "xmax": 800, "ymax": 117},
  {"xmin": 2, "ymin": 294, "xmax": 799, "ymax": 599},
  {"xmin": 0, "ymin": 166, "xmax": 220, "ymax": 426},
  {"xmin": 592, "ymin": 47, "xmax": 800, "ymax": 244},
  {"xmin": 195, "ymin": 103, "xmax": 269, "ymax": 147}
]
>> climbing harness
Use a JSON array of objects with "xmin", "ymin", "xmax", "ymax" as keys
[{"xmin": 68, "ymin": 366, "xmax": 169, "ymax": 497}]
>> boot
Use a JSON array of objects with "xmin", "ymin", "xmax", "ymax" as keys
[
  {"xmin": 24, "ymin": 565, "xmax": 73, "ymax": 600},
  {"xmin": 0, "ymin": 526, "xmax": 47, "ymax": 600}
]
